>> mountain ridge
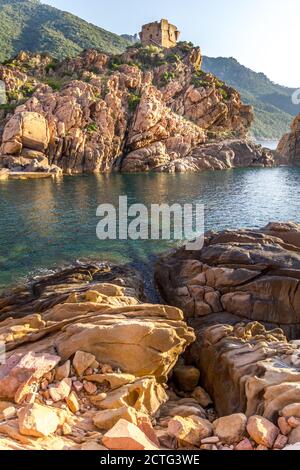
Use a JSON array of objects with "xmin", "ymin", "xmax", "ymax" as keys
[{"xmin": 202, "ymin": 56, "xmax": 300, "ymax": 139}]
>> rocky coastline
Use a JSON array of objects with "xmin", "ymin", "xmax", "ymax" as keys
[
  {"xmin": 0, "ymin": 45, "xmax": 284, "ymax": 178},
  {"xmin": 1, "ymin": 222, "xmax": 300, "ymax": 450}
]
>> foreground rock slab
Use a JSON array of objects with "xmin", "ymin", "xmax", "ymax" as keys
[{"xmin": 0, "ymin": 262, "xmax": 194, "ymax": 450}]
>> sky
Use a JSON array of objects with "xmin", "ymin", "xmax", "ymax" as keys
[{"xmin": 42, "ymin": 0, "xmax": 299, "ymax": 87}]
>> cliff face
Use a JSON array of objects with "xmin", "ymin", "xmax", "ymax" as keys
[
  {"xmin": 0, "ymin": 44, "xmax": 255, "ymax": 174},
  {"xmin": 277, "ymin": 114, "xmax": 300, "ymax": 166}
]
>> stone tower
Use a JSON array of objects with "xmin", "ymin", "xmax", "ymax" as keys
[{"xmin": 140, "ymin": 19, "xmax": 180, "ymax": 49}]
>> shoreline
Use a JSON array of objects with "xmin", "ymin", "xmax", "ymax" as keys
[{"xmin": 1, "ymin": 222, "xmax": 300, "ymax": 450}]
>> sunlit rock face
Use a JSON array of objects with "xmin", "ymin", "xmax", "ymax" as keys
[
  {"xmin": 0, "ymin": 262, "xmax": 196, "ymax": 450},
  {"xmin": 277, "ymin": 114, "xmax": 300, "ymax": 166},
  {"xmin": 0, "ymin": 45, "xmax": 256, "ymax": 174}
]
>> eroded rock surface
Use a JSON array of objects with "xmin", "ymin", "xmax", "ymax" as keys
[
  {"xmin": 0, "ymin": 45, "xmax": 269, "ymax": 175},
  {"xmin": 156, "ymin": 222, "xmax": 300, "ymax": 418},
  {"xmin": 0, "ymin": 263, "xmax": 195, "ymax": 450},
  {"xmin": 1, "ymin": 248, "xmax": 300, "ymax": 450},
  {"xmin": 156, "ymin": 222, "xmax": 300, "ymax": 337}
]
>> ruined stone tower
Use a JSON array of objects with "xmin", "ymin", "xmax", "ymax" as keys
[{"xmin": 140, "ymin": 19, "xmax": 180, "ymax": 49}]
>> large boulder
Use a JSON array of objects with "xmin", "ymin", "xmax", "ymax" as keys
[{"xmin": 1, "ymin": 112, "xmax": 50, "ymax": 155}]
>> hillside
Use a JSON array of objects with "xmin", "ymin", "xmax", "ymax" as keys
[
  {"xmin": 202, "ymin": 56, "xmax": 300, "ymax": 139},
  {"xmin": 0, "ymin": 1, "xmax": 297, "ymax": 139},
  {"xmin": 0, "ymin": 0, "xmax": 129, "ymax": 60},
  {"xmin": 0, "ymin": 45, "xmax": 260, "ymax": 175}
]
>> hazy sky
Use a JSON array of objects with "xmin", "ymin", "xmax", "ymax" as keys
[{"xmin": 43, "ymin": 0, "xmax": 299, "ymax": 87}]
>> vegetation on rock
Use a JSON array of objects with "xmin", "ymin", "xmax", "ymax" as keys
[
  {"xmin": 0, "ymin": 45, "xmax": 255, "ymax": 174},
  {"xmin": 0, "ymin": 0, "xmax": 130, "ymax": 62}
]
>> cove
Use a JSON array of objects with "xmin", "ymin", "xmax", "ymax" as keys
[{"xmin": 0, "ymin": 167, "xmax": 300, "ymax": 293}]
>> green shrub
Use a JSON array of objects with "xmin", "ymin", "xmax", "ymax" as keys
[
  {"xmin": 0, "ymin": 103, "xmax": 16, "ymax": 111},
  {"xmin": 89, "ymin": 66, "xmax": 101, "ymax": 75},
  {"xmin": 127, "ymin": 61, "xmax": 142, "ymax": 70},
  {"xmin": 177, "ymin": 41, "xmax": 194, "ymax": 52},
  {"xmin": 136, "ymin": 46, "xmax": 166, "ymax": 68},
  {"xmin": 108, "ymin": 55, "xmax": 125, "ymax": 71},
  {"xmin": 192, "ymin": 77, "xmax": 210, "ymax": 89},
  {"xmin": 86, "ymin": 122, "xmax": 99, "ymax": 133},
  {"xmin": 166, "ymin": 53, "xmax": 181, "ymax": 64},
  {"xmin": 22, "ymin": 82, "xmax": 36, "ymax": 97},
  {"xmin": 43, "ymin": 78, "xmax": 63, "ymax": 91},
  {"xmin": 128, "ymin": 92, "xmax": 141, "ymax": 112},
  {"xmin": 161, "ymin": 71, "xmax": 175, "ymax": 86},
  {"xmin": 8, "ymin": 90, "xmax": 20, "ymax": 101},
  {"xmin": 219, "ymin": 88, "xmax": 229, "ymax": 100},
  {"xmin": 215, "ymin": 79, "xmax": 225, "ymax": 89},
  {"xmin": 45, "ymin": 62, "xmax": 58, "ymax": 72}
]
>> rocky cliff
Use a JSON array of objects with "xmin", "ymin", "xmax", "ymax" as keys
[
  {"xmin": 277, "ymin": 113, "xmax": 300, "ymax": 166},
  {"xmin": 0, "ymin": 44, "xmax": 271, "ymax": 175}
]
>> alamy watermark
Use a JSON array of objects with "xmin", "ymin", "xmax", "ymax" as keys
[
  {"xmin": 0, "ymin": 80, "xmax": 6, "ymax": 105},
  {"xmin": 0, "ymin": 341, "xmax": 6, "ymax": 366},
  {"xmin": 292, "ymin": 89, "xmax": 300, "ymax": 105},
  {"xmin": 96, "ymin": 196, "xmax": 205, "ymax": 250}
]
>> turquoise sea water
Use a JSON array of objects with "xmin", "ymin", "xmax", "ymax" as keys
[{"xmin": 0, "ymin": 167, "xmax": 299, "ymax": 293}]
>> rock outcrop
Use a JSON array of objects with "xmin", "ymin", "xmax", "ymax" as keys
[
  {"xmin": 0, "ymin": 45, "xmax": 261, "ymax": 175},
  {"xmin": 122, "ymin": 138, "xmax": 275, "ymax": 172},
  {"xmin": 1, "ymin": 111, "xmax": 50, "ymax": 155},
  {"xmin": 0, "ymin": 263, "xmax": 195, "ymax": 380},
  {"xmin": 277, "ymin": 114, "xmax": 300, "ymax": 166},
  {"xmin": 1, "ymin": 248, "xmax": 300, "ymax": 450},
  {"xmin": 155, "ymin": 222, "xmax": 300, "ymax": 420},
  {"xmin": 156, "ymin": 222, "xmax": 300, "ymax": 337},
  {"xmin": 0, "ymin": 262, "xmax": 196, "ymax": 450}
]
